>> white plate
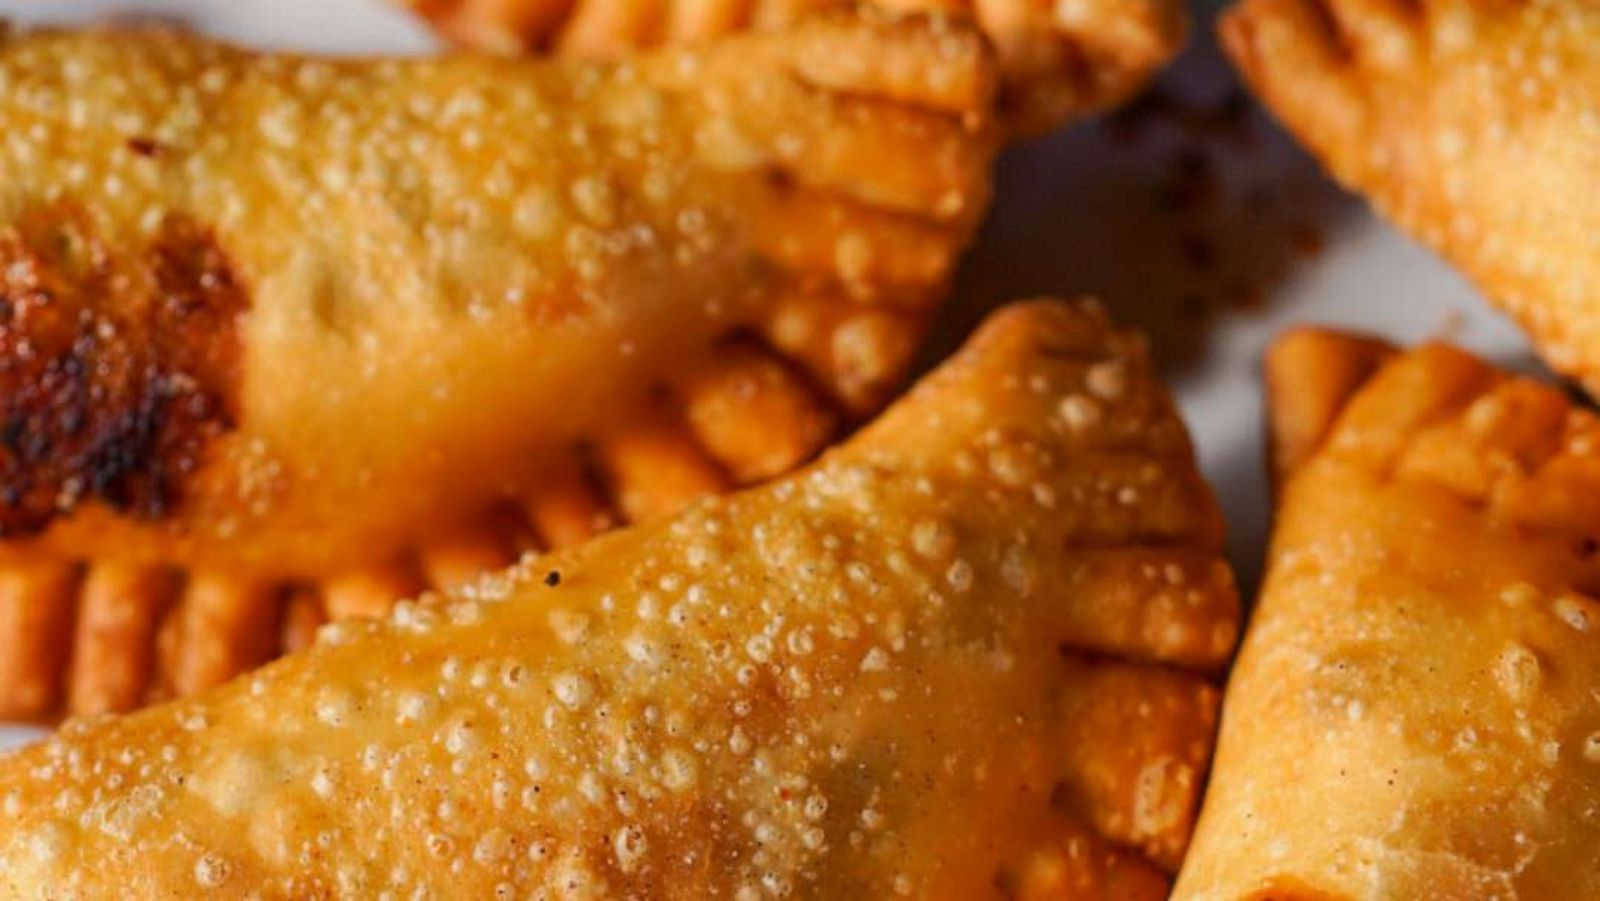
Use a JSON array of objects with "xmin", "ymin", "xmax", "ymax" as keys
[{"xmin": 0, "ymin": 0, "xmax": 1529, "ymax": 750}]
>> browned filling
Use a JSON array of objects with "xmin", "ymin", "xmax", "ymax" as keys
[{"xmin": 0, "ymin": 209, "xmax": 245, "ymax": 535}]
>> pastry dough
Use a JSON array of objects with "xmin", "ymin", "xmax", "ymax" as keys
[
  {"xmin": 1174, "ymin": 330, "xmax": 1600, "ymax": 900},
  {"xmin": 0, "ymin": 300, "xmax": 1240, "ymax": 899},
  {"xmin": 402, "ymin": 0, "xmax": 1187, "ymax": 133},
  {"xmin": 1262, "ymin": 327, "xmax": 1394, "ymax": 487},
  {"xmin": 0, "ymin": 14, "xmax": 1000, "ymax": 720},
  {"xmin": 1222, "ymin": 0, "xmax": 1600, "ymax": 395}
]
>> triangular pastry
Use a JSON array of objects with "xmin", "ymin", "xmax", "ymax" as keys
[
  {"xmin": 1174, "ymin": 329, "xmax": 1600, "ymax": 900},
  {"xmin": 0, "ymin": 14, "xmax": 1000, "ymax": 721},
  {"xmin": 402, "ymin": 0, "xmax": 1187, "ymax": 133},
  {"xmin": 1223, "ymin": 0, "xmax": 1600, "ymax": 396},
  {"xmin": 0, "ymin": 300, "xmax": 1240, "ymax": 898}
]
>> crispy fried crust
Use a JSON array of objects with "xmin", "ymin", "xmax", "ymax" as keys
[
  {"xmin": 1174, "ymin": 333, "xmax": 1600, "ymax": 900},
  {"xmin": 1222, "ymin": 0, "xmax": 1600, "ymax": 394},
  {"xmin": 404, "ymin": 0, "xmax": 1187, "ymax": 133},
  {"xmin": 0, "ymin": 300, "xmax": 1240, "ymax": 899},
  {"xmin": 1263, "ymin": 327, "xmax": 1395, "ymax": 488},
  {"xmin": 0, "ymin": 14, "xmax": 1000, "ymax": 721}
]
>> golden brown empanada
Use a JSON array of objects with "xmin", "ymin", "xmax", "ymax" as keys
[
  {"xmin": 1222, "ymin": 0, "xmax": 1600, "ymax": 395},
  {"xmin": 1174, "ymin": 330, "xmax": 1600, "ymax": 900},
  {"xmin": 0, "ymin": 14, "xmax": 999, "ymax": 721},
  {"xmin": 0, "ymin": 300, "xmax": 1239, "ymax": 899},
  {"xmin": 402, "ymin": 0, "xmax": 1186, "ymax": 133}
]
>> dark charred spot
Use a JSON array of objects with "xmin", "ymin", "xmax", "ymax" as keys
[
  {"xmin": 126, "ymin": 136, "xmax": 165, "ymax": 158},
  {"xmin": 0, "ymin": 208, "xmax": 246, "ymax": 536},
  {"xmin": 762, "ymin": 167, "xmax": 794, "ymax": 193}
]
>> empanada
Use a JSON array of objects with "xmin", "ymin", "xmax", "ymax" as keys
[
  {"xmin": 0, "ymin": 300, "xmax": 1239, "ymax": 899},
  {"xmin": 402, "ymin": 0, "xmax": 1187, "ymax": 133},
  {"xmin": 0, "ymin": 15, "xmax": 999, "ymax": 721},
  {"xmin": 1222, "ymin": 0, "xmax": 1600, "ymax": 395},
  {"xmin": 1174, "ymin": 329, "xmax": 1600, "ymax": 900}
]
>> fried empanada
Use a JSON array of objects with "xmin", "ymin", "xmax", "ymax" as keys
[
  {"xmin": 0, "ymin": 15, "xmax": 999, "ymax": 721},
  {"xmin": 1222, "ymin": 0, "xmax": 1600, "ymax": 395},
  {"xmin": 0, "ymin": 300, "xmax": 1239, "ymax": 899},
  {"xmin": 1174, "ymin": 330, "xmax": 1600, "ymax": 900},
  {"xmin": 402, "ymin": 0, "xmax": 1186, "ymax": 133}
]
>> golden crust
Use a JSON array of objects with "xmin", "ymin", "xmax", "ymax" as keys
[
  {"xmin": 403, "ymin": 0, "xmax": 1188, "ymax": 133},
  {"xmin": 1222, "ymin": 0, "xmax": 1600, "ymax": 395},
  {"xmin": 0, "ymin": 299, "xmax": 1239, "ymax": 898},
  {"xmin": 1174, "ymin": 333, "xmax": 1600, "ymax": 900},
  {"xmin": 1263, "ymin": 327, "xmax": 1396, "ymax": 488},
  {"xmin": 0, "ymin": 14, "xmax": 999, "ymax": 721}
]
